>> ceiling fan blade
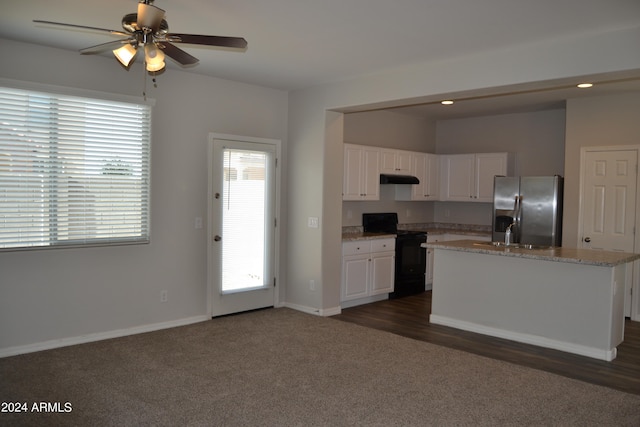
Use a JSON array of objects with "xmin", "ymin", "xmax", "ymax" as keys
[
  {"xmin": 33, "ymin": 20, "xmax": 130, "ymax": 37},
  {"xmin": 167, "ymin": 33, "xmax": 247, "ymax": 49},
  {"xmin": 138, "ymin": 3, "xmax": 165, "ymax": 32},
  {"xmin": 157, "ymin": 42, "xmax": 199, "ymax": 65},
  {"xmin": 80, "ymin": 38, "xmax": 135, "ymax": 54}
]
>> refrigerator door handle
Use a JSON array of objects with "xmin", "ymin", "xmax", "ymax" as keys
[{"xmin": 515, "ymin": 195, "xmax": 522, "ymax": 240}]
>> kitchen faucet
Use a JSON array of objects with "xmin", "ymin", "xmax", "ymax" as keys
[{"xmin": 505, "ymin": 222, "xmax": 516, "ymax": 246}]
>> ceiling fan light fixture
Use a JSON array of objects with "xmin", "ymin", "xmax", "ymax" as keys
[
  {"xmin": 113, "ymin": 43, "xmax": 138, "ymax": 67},
  {"xmin": 145, "ymin": 43, "xmax": 166, "ymax": 72}
]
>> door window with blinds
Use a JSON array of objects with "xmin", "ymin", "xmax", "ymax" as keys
[
  {"xmin": 0, "ymin": 86, "xmax": 151, "ymax": 250},
  {"xmin": 220, "ymin": 147, "xmax": 273, "ymax": 293}
]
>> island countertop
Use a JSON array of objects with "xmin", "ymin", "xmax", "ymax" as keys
[{"xmin": 425, "ymin": 239, "xmax": 640, "ymax": 267}]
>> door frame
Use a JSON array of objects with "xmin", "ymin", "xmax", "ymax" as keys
[
  {"xmin": 578, "ymin": 145, "xmax": 640, "ymax": 321},
  {"xmin": 206, "ymin": 132, "xmax": 283, "ymax": 317}
]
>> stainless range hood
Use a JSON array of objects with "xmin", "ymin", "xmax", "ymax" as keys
[{"xmin": 379, "ymin": 174, "xmax": 420, "ymax": 185}]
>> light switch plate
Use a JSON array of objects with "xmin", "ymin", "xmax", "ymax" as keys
[{"xmin": 308, "ymin": 217, "xmax": 319, "ymax": 228}]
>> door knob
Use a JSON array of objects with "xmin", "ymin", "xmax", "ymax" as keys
[
  {"xmin": 214, "ymin": 235, "xmax": 222, "ymax": 242},
  {"xmin": 584, "ymin": 237, "xmax": 591, "ymax": 243}
]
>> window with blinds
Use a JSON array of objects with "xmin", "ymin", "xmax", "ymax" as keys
[{"xmin": 0, "ymin": 86, "xmax": 151, "ymax": 250}]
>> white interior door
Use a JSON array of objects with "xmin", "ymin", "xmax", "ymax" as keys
[
  {"xmin": 208, "ymin": 135, "xmax": 279, "ymax": 317},
  {"xmin": 580, "ymin": 148, "xmax": 637, "ymax": 317}
]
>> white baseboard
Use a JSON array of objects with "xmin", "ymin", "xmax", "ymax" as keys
[
  {"xmin": 429, "ymin": 314, "xmax": 616, "ymax": 362},
  {"xmin": 283, "ymin": 302, "xmax": 341, "ymax": 317},
  {"xmin": 340, "ymin": 293, "xmax": 388, "ymax": 309},
  {"xmin": 0, "ymin": 315, "xmax": 210, "ymax": 358}
]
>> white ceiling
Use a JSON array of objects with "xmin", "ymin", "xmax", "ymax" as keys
[{"xmin": 2, "ymin": 0, "xmax": 640, "ymax": 118}]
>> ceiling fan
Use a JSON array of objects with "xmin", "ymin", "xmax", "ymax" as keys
[{"xmin": 34, "ymin": 0, "xmax": 248, "ymax": 73}]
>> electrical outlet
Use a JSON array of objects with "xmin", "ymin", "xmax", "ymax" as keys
[
  {"xmin": 194, "ymin": 217, "xmax": 203, "ymax": 229},
  {"xmin": 309, "ymin": 280, "xmax": 315, "ymax": 291},
  {"xmin": 307, "ymin": 217, "xmax": 319, "ymax": 228},
  {"xmin": 160, "ymin": 290, "xmax": 168, "ymax": 303}
]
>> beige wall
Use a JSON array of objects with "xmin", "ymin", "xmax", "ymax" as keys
[
  {"xmin": 344, "ymin": 110, "xmax": 437, "ymax": 152},
  {"xmin": 341, "ymin": 108, "xmax": 567, "ymax": 227},
  {"xmin": 564, "ymin": 92, "xmax": 640, "ymax": 247},
  {"xmin": 0, "ymin": 39, "xmax": 289, "ymax": 353},
  {"xmin": 436, "ymin": 109, "xmax": 566, "ymax": 176},
  {"xmin": 433, "ymin": 109, "xmax": 566, "ymax": 225},
  {"xmin": 289, "ymin": 24, "xmax": 640, "ymax": 314},
  {"xmin": 342, "ymin": 110, "xmax": 437, "ymax": 226}
]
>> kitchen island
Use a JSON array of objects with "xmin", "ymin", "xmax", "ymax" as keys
[{"xmin": 427, "ymin": 240, "xmax": 640, "ymax": 361}]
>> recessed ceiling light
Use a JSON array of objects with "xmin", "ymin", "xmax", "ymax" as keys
[
  {"xmin": 441, "ymin": 100, "xmax": 454, "ymax": 105},
  {"xmin": 577, "ymin": 83, "xmax": 593, "ymax": 88}
]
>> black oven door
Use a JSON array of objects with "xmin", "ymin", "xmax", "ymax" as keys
[{"xmin": 392, "ymin": 233, "xmax": 427, "ymax": 298}]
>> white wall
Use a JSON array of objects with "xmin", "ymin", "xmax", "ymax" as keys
[
  {"xmin": 287, "ymin": 24, "xmax": 640, "ymax": 314},
  {"xmin": 0, "ymin": 39, "xmax": 288, "ymax": 354}
]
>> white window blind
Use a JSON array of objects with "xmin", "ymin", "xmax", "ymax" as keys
[{"xmin": 0, "ymin": 86, "xmax": 151, "ymax": 250}]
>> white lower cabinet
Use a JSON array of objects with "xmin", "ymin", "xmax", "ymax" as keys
[{"xmin": 342, "ymin": 238, "xmax": 395, "ymax": 306}]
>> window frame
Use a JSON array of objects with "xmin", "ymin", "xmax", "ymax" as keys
[{"xmin": 0, "ymin": 79, "xmax": 154, "ymax": 252}]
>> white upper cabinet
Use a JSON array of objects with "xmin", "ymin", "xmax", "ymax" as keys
[
  {"xmin": 396, "ymin": 152, "xmax": 440, "ymax": 201},
  {"xmin": 343, "ymin": 143, "xmax": 510, "ymax": 203},
  {"xmin": 343, "ymin": 144, "xmax": 380, "ymax": 200},
  {"xmin": 380, "ymin": 149, "xmax": 412, "ymax": 175},
  {"xmin": 440, "ymin": 153, "xmax": 511, "ymax": 202}
]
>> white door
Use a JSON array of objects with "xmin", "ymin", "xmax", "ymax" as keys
[
  {"xmin": 208, "ymin": 135, "xmax": 279, "ymax": 317},
  {"xmin": 581, "ymin": 148, "xmax": 637, "ymax": 317}
]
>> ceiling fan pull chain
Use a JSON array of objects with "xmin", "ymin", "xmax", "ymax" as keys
[{"xmin": 143, "ymin": 61, "xmax": 148, "ymax": 101}]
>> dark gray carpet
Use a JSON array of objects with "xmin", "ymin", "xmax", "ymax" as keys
[{"xmin": 1, "ymin": 307, "xmax": 639, "ymax": 426}]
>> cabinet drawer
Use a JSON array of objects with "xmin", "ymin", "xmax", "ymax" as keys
[
  {"xmin": 342, "ymin": 240, "xmax": 371, "ymax": 256},
  {"xmin": 370, "ymin": 238, "xmax": 395, "ymax": 253}
]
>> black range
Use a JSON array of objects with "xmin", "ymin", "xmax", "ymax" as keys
[{"xmin": 362, "ymin": 213, "xmax": 427, "ymax": 298}]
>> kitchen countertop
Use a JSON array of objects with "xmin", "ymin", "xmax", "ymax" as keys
[
  {"xmin": 419, "ymin": 228, "xmax": 490, "ymax": 238},
  {"xmin": 426, "ymin": 239, "xmax": 640, "ymax": 267},
  {"xmin": 342, "ymin": 232, "xmax": 397, "ymax": 241},
  {"xmin": 342, "ymin": 225, "xmax": 491, "ymax": 241}
]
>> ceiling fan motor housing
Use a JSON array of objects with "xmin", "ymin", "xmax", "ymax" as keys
[{"xmin": 121, "ymin": 13, "xmax": 169, "ymax": 36}]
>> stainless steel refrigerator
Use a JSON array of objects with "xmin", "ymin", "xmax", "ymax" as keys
[{"xmin": 492, "ymin": 176, "xmax": 564, "ymax": 246}]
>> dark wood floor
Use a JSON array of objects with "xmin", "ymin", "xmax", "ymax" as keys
[{"xmin": 333, "ymin": 291, "xmax": 640, "ymax": 396}]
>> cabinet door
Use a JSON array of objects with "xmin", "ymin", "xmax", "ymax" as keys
[
  {"xmin": 343, "ymin": 144, "xmax": 364, "ymax": 200},
  {"xmin": 380, "ymin": 150, "xmax": 397, "ymax": 174},
  {"xmin": 426, "ymin": 247, "xmax": 434, "ymax": 285},
  {"xmin": 424, "ymin": 153, "xmax": 440, "ymax": 200},
  {"xmin": 361, "ymin": 148, "xmax": 380, "ymax": 200},
  {"xmin": 425, "ymin": 235, "xmax": 442, "ymax": 285},
  {"xmin": 475, "ymin": 153, "xmax": 507, "ymax": 202},
  {"xmin": 342, "ymin": 255, "xmax": 370, "ymax": 301},
  {"xmin": 441, "ymin": 154, "xmax": 475, "ymax": 201},
  {"xmin": 395, "ymin": 151, "xmax": 412, "ymax": 175},
  {"xmin": 380, "ymin": 149, "xmax": 412, "ymax": 175},
  {"xmin": 343, "ymin": 144, "xmax": 380, "ymax": 201},
  {"xmin": 411, "ymin": 152, "xmax": 427, "ymax": 200},
  {"xmin": 370, "ymin": 252, "xmax": 395, "ymax": 295}
]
